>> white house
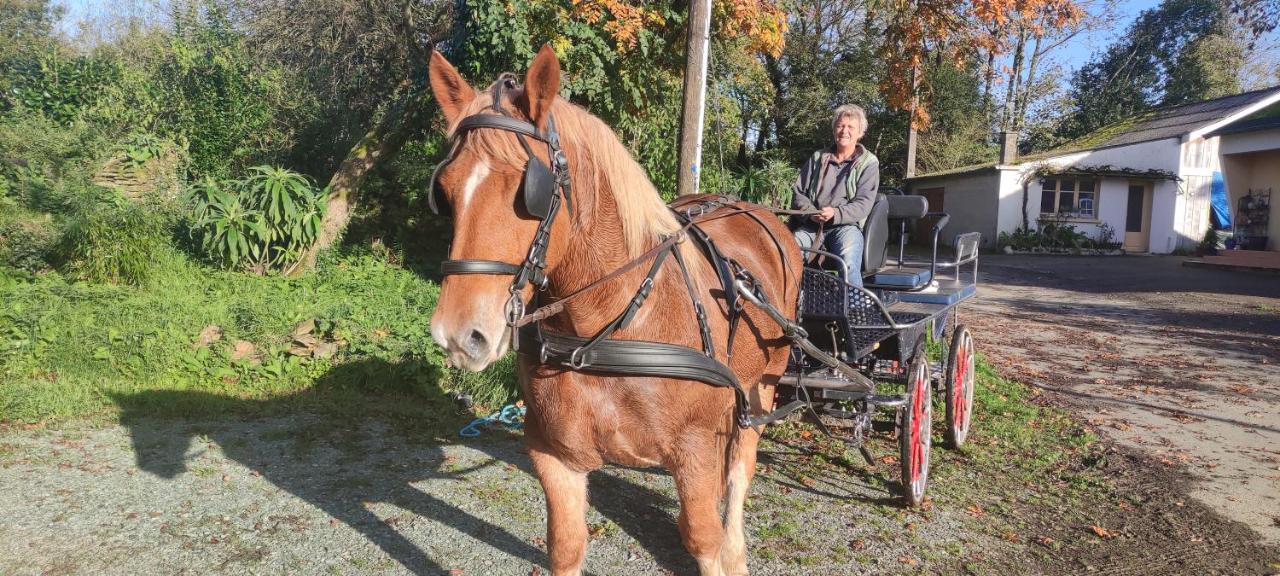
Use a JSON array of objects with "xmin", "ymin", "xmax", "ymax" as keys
[{"xmin": 906, "ymin": 86, "xmax": 1280, "ymax": 254}]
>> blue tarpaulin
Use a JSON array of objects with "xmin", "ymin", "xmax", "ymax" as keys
[{"xmin": 1211, "ymin": 171, "xmax": 1231, "ymax": 230}]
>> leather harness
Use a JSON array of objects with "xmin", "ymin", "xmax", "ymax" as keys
[{"xmin": 432, "ymin": 75, "xmax": 802, "ymax": 428}]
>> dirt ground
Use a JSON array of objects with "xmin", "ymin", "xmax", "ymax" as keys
[{"xmin": 965, "ymin": 254, "xmax": 1280, "ymax": 545}]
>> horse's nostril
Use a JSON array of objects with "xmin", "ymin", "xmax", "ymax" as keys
[{"xmin": 463, "ymin": 329, "xmax": 489, "ymax": 357}]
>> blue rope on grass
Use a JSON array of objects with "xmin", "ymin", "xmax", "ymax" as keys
[{"xmin": 459, "ymin": 403, "xmax": 527, "ymax": 438}]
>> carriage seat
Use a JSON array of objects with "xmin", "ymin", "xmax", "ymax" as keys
[
  {"xmin": 808, "ymin": 193, "xmax": 933, "ymax": 291},
  {"xmin": 864, "ymin": 194, "xmax": 933, "ymax": 290}
]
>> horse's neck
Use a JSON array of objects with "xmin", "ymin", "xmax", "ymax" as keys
[{"xmin": 545, "ymin": 184, "xmax": 660, "ymax": 334}]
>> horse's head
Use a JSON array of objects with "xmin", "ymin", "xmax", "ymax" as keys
[{"xmin": 427, "ymin": 46, "xmax": 573, "ymax": 371}]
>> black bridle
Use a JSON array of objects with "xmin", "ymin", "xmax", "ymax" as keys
[{"xmin": 430, "ymin": 73, "xmax": 573, "ymax": 330}]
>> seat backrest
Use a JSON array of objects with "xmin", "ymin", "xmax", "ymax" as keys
[
  {"xmin": 886, "ymin": 195, "xmax": 929, "ymax": 219},
  {"xmin": 862, "ymin": 193, "xmax": 889, "ymax": 275}
]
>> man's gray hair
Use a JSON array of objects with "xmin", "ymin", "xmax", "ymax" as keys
[{"xmin": 831, "ymin": 104, "xmax": 867, "ymax": 134}]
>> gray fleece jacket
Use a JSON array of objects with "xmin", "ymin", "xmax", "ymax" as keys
[{"xmin": 790, "ymin": 144, "xmax": 880, "ymax": 230}]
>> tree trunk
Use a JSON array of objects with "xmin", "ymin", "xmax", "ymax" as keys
[
  {"xmin": 289, "ymin": 82, "xmax": 433, "ymax": 276},
  {"xmin": 1000, "ymin": 26, "xmax": 1028, "ymax": 132},
  {"xmin": 1014, "ymin": 33, "xmax": 1045, "ymax": 133},
  {"xmin": 981, "ymin": 46, "xmax": 997, "ymax": 123}
]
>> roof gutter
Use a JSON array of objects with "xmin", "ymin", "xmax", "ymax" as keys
[{"xmin": 1187, "ymin": 90, "xmax": 1280, "ymax": 141}]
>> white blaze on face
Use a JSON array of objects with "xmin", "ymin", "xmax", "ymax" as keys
[{"xmin": 459, "ymin": 158, "xmax": 491, "ymax": 211}]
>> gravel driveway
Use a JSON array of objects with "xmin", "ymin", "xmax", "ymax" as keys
[
  {"xmin": 965, "ymin": 254, "xmax": 1280, "ymax": 545},
  {"xmin": 0, "ymin": 413, "xmax": 1004, "ymax": 575}
]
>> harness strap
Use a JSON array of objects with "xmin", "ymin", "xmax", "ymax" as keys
[
  {"xmin": 521, "ymin": 324, "xmax": 754, "ymax": 426},
  {"xmin": 441, "ymin": 261, "xmax": 522, "ymax": 276},
  {"xmin": 671, "ymin": 244, "xmax": 714, "ymax": 358},
  {"xmin": 564, "ymin": 244, "xmax": 673, "ymax": 367}
]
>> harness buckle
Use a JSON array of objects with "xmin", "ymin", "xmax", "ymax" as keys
[
  {"xmin": 568, "ymin": 347, "xmax": 590, "ymax": 369},
  {"xmin": 505, "ymin": 291, "xmax": 526, "ymax": 327},
  {"xmin": 540, "ymin": 341, "xmax": 551, "ymax": 364}
]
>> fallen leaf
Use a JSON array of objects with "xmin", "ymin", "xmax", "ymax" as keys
[
  {"xmin": 312, "ymin": 341, "xmax": 338, "ymax": 360},
  {"xmin": 1035, "ymin": 535, "xmax": 1054, "ymax": 547},
  {"xmin": 293, "ymin": 319, "xmax": 316, "ymax": 337},
  {"xmin": 230, "ymin": 340, "xmax": 256, "ymax": 362},
  {"xmin": 1089, "ymin": 525, "xmax": 1115, "ymax": 539},
  {"xmin": 898, "ymin": 556, "xmax": 918, "ymax": 566},
  {"xmin": 966, "ymin": 505, "xmax": 986, "ymax": 518},
  {"xmin": 193, "ymin": 325, "xmax": 222, "ymax": 349}
]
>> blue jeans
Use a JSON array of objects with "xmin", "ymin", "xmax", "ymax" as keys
[{"xmin": 794, "ymin": 225, "xmax": 865, "ymax": 288}]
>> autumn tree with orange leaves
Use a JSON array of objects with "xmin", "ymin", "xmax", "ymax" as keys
[{"xmin": 880, "ymin": 0, "xmax": 1083, "ymax": 130}]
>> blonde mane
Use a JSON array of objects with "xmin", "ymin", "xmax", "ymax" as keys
[{"xmin": 449, "ymin": 88, "xmax": 680, "ymax": 258}]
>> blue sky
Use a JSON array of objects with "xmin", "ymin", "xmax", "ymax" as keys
[{"xmin": 48, "ymin": 0, "xmax": 1212, "ymax": 76}]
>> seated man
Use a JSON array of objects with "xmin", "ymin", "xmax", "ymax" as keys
[{"xmin": 790, "ymin": 104, "xmax": 880, "ymax": 288}]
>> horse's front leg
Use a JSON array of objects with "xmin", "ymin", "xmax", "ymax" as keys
[
  {"xmin": 529, "ymin": 446, "xmax": 589, "ymax": 576},
  {"xmin": 673, "ymin": 439, "xmax": 728, "ymax": 576},
  {"xmin": 719, "ymin": 427, "xmax": 760, "ymax": 576}
]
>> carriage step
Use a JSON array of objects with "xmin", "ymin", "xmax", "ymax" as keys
[{"xmin": 779, "ymin": 373, "xmax": 874, "ymax": 393}]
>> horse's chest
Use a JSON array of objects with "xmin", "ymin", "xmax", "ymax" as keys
[{"xmin": 528, "ymin": 379, "xmax": 665, "ymax": 469}]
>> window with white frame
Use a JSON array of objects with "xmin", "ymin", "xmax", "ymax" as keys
[{"xmin": 1039, "ymin": 177, "xmax": 1097, "ymax": 218}]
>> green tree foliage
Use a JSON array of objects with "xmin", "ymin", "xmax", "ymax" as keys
[
  {"xmin": 1058, "ymin": 0, "xmax": 1242, "ymax": 141},
  {"xmin": 1164, "ymin": 32, "xmax": 1246, "ymax": 103},
  {"xmin": 84, "ymin": 2, "xmax": 298, "ymax": 178},
  {"xmin": 917, "ymin": 61, "xmax": 998, "ymax": 174},
  {"xmin": 7, "ymin": 51, "xmax": 120, "ymax": 124}
]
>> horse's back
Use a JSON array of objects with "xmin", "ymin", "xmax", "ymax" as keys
[{"xmin": 670, "ymin": 194, "xmax": 803, "ymax": 318}]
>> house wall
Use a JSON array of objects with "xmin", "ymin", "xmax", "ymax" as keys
[
  {"xmin": 1172, "ymin": 136, "xmax": 1222, "ymax": 252},
  {"xmin": 906, "ymin": 172, "xmax": 1002, "ymax": 248},
  {"xmin": 1013, "ymin": 138, "xmax": 1183, "ymax": 252}
]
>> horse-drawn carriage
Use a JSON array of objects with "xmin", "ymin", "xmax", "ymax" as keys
[
  {"xmin": 746, "ymin": 192, "xmax": 982, "ymax": 506},
  {"xmin": 428, "ymin": 47, "xmax": 983, "ymax": 573}
]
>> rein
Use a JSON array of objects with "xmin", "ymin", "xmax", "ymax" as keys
[{"xmin": 512, "ymin": 205, "xmax": 762, "ymax": 328}]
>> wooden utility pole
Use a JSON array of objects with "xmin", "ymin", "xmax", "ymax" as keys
[
  {"xmin": 904, "ymin": 64, "xmax": 920, "ymax": 179},
  {"xmin": 676, "ymin": 0, "xmax": 713, "ymax": 196}
]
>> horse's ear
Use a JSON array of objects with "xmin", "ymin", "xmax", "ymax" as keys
[
  {"xmin": 521, "ymin": 44, "xmax": 561, "ymax": 129},
  {"xmin": 429, "ymin": 50, "xmax": 475, "ymax": 126}
]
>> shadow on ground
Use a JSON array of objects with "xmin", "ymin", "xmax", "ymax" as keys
[{"xmin": 107, "ymin": 357, "xmax": 703, "ymax": 576}]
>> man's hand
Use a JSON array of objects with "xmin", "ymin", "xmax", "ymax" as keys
[{"xmin": 810, "ymin": 207, "xmax": 836, "ymax": 223}]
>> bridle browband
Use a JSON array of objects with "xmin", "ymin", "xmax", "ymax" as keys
[{"xmin": 431, "ymin": 73, "xmax": 573, "ymax": 330}]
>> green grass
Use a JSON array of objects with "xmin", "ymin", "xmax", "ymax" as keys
[
  {"xmin": 0, "ymin": 248, "xmax": 518, "ymax": 432},
  {"xmin": 766, "ymin": 348, "xmax": 1110, "ymax": 520}
]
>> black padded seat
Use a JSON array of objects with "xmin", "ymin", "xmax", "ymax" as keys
[{"xmin": 860, "ymin": 194, "xmax": 890, "ymax": 276}]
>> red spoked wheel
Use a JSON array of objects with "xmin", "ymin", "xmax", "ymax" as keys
[
  {"xmin": 898, "ymin": 342, "xmax": 932, "ymax": 507},
  {"xmin": 945, "ymin": 325, "xmax": 976, "ymax": 449}
]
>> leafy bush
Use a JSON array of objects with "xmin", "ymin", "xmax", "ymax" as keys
[
  {"xmin": 1196, "ymin": 227, "xmax": 1220, "ymax": 256},
  {"xmin": 0, "ymin": 213, "xmax": 58, "ymax": 273},
  {"xmin": 5, "ymin": 50, "xmax": 120, "ymax": 125},
  {"xmin": 59, "ymin": 200, "xmax": 170, "ymax": 286},
  {"xmin": 998, "ymin": 220, "xmax": 1121, "ymax": 252},
  {"xmin": 188, "ymin": 166, "xmax": 325, "ymax": 272},
  {"xmin": 736, "ymin": 155, "xmax": 798, "ymax": 209}
]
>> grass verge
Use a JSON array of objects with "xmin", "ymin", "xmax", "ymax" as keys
[{"xmin": 0, "ymin": 249, "xmax": 517, "ymax": 434}]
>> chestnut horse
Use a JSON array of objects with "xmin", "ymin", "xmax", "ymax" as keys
[{"xmin": 428, "ymin": 46, "xmax": 801, "ymax": 576}]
